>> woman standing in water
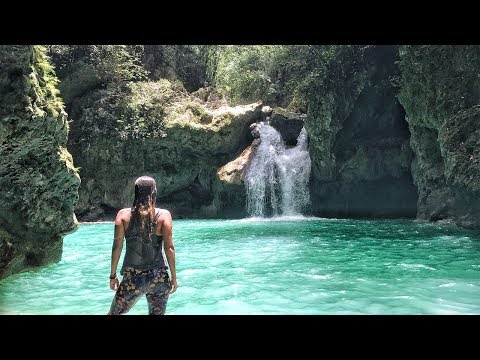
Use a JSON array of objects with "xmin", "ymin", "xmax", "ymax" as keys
[{"xmin": 108, "ymin": 175, "xmax": 177, "ymax": 315}]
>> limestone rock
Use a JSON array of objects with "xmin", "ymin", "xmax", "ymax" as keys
[
  {"xmin": 0, "ymin": 46, "xmax": 80, "ymax": 280},
  {"xmin": 67, "ymin": 80, "xmax": 262, "ymax": 219}
]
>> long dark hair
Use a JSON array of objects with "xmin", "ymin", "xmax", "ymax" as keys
[{"xmin": 130, "ymin": 176, "xmax": 157, "ymax": 241}]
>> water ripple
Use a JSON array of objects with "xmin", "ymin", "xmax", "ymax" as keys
[{"xmin": 1, "ymin": 218, "xmax": 480, "ymax": 314}]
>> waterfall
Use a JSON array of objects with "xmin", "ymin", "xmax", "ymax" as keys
[{"xmin": 245, "ymin": 123, "xmax": 311, "ymax": 217}]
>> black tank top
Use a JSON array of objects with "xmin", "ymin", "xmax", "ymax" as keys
[{"xmin": 120, "ymin": 208, "xmax": 167, "ymax": 275}]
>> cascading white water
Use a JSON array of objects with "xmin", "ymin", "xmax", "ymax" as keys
[
  {"xmin": 276, "ymin": 127, "xmax": 311, "ymax": 215},
  {"xmin": 245, "ymin": 123, "xmax": 311, "ymax": 217}
]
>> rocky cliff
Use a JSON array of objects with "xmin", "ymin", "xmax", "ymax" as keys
[
  {"xmin": 49, "ymin": 45, "xmax": 480, "ymax": 230},
  {"xmin": 0, "ymin": 46, "xmax": 80, "ymax": 280},
  {"xmin": 305, "ymin": 45, "xmax": 418, "ymax": 218},
  {"xmin": 67, "ymin": 81, "xmax": 263, "ymax": 219},
  {"xmin": 399, "ymin": 45, "xmax": 480, "ymax": 229}
]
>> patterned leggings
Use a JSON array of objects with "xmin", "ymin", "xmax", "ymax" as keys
[{"xmin": 108, "ymin": 267, "xmax": 171, "ymax": 315}]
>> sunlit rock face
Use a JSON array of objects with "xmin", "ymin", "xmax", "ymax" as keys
[
  {"xmin": 66, "ymin": 79, "xmax": 263, "ymax": 219},
  {"xmin": 0, "ymin": 46, "xmax": 80, "ymax": 280}
]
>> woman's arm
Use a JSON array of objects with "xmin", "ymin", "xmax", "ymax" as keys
[
  {"xmin": 161, "ymin": 210, "xmax": 177, "ymax": 293},
  {"xmin": 110, "ymin": 210, "xmax": 126, "ymax": 290}
]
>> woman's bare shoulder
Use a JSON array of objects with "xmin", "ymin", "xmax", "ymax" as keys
[
  {"xmin": 117, "ymin": 208, "xmax": 131, "ymax": 218},
  {"xmin": 115, "ymin": 208, "xmax": 131, "ymax": 226},
  {"xmin": 156, "ymin": 208, "xmax": 171, "ymax": 215}
]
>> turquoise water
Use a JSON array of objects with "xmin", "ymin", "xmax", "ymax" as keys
[{"xmin": 1, "ymin": 217, "xmax": 480, "ymax": 315}]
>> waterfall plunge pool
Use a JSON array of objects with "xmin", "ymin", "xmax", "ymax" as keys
[{"xmin": 1, "ymin": 217, "xmax": 480, "ymax": 315}]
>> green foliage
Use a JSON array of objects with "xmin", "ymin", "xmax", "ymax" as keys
[
  {"xmin": 305, "ymin": 45, "xmax": 371, "ymax": 127},
  {"xmin": 0, "ymin": 45, "xmax": 31, "ymax": 74},
  {"xmin": 141, "ymin": 45, "xmax": 214, "ymax": 92},
  {"xmin": 46, "ymin": 45, "xmax": 147, "ymax": 105},
  {"xmin": 69, "ymin": 80, "xmax": 186, "ymax": 145},
  {"xmin": 185, "ymin": 101, "xmax": 213, "ymax": 124},
  {"xmin": 211, "ymin": 45, "xmax": 347, "ymax": 109},
  {"xmin": 204, "ymin": 46, "xmax": 219, "ymax": 86},
  {"xmin": 58, "ymin": 146, "xmax": 78, "ymax": 172},
  {"xmin": 31, "ymin": 45, "xmax": 64, "ymax": 117},
  {"xmin": 213, "ymin": 45, "xmax": 279, "ymax": 105},
  {"xmin": 47, "ymin": 45, "xmax": 361, "ymax": 112},
  {"xmin": 91, "ymin": 45, "xmax": 147, "ymax": 83},
  {"xmin": 282, "ymin": 45, "xmax": 352, "ymax": 112},
  {"xmin": 0, "ymin": 45, "xmax": 68, "ymax": 129}
]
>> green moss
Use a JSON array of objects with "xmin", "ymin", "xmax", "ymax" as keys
[
  {"xmin": 438, "ymin": 106, "xmax": 480, "ymax": 192},
  {"xmin": 58, "ymin": 146, "xmax": 79, "ymax": 173},
  {"xmin": 69, "ymin": 80, "xmax": 188, "ymax": 143},
  {"xmin": 304, "ymin": 46, "xmax": 373, "ymax": 177},
  {"xmin": 398, "ymin": 45, "xmax": 480, "ymax": 129},
  {"xmin": 31, "ymin": 46, "xmax": 64, "ymax": 119},
  {"xmin": 0, "ymin": 227, "xmax": 13, "ymax": 243},
  {"xmin": 186, "ymin": 102, "xmax": 213, "ymax": 124},
  {"xmin": 0, "ymin": 46, "xmax": 80, "ymax": 279},
  {"xmin": 46, "ymin": 45, "xmax": 148, "ymax": 106},
  {"xmin": 212, "ymin": 111, "xmax": 234, "ymax": 128}
]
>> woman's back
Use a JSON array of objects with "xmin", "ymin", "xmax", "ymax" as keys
[{"xmin": 121, "ymin": 208, "xmax": 167, "ymax": 274}]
